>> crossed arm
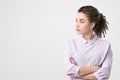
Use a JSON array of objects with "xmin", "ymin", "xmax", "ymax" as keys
[
  {"xmin": 69, "ymin": 57, "xmax": 100, "ymax": 80},
  {"xmin": 64, "ymin": 40, "xmax": 112, "ymax": 80}
]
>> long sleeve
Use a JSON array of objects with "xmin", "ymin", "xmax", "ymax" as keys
[
  {"xmin": 93, "ymin": 44, "xmax": 113, "ymax": 80},
  {"xmin": 64, "ymin": 40, "xmax": 80, "ymax": 77}
]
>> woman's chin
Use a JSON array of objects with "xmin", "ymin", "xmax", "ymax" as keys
[{"xmin": 76, "ymin": 32, "xmax": 82, "ymax": 35}]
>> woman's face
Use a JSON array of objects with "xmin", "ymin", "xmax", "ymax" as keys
[{"xmin": 76, "ymin": 12, "xmax": 94, "ymax": 35}]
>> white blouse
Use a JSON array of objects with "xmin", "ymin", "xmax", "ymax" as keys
[{"xmin": 64, "ymin": 35, "xmax": 113, "ymax": 80}]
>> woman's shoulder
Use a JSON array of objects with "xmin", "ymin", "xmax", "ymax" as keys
[{"xmin": 97, "ymin": 38, "xmax": 111, "ymax": 46}]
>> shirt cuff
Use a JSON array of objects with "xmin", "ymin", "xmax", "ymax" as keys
[
  {"xmin": 67, "ymin": 65, "xmax": 80, "ymax": 78},
  {"xmin": 74, "ymin": 65, "xmax": 80, "ymax": 74},
  {"xmin": 71, "ymin": 65, "xmax": 80, "ymax": 78}
]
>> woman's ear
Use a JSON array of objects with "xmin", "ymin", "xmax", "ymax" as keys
[{"xmin": 90, "ymin": 22, "xmax": 95, "ymax": 29}]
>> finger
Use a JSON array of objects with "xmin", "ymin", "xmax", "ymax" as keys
[{"xmin": 70, "ymin": 58, "xmax": 76, "ymax": 64}]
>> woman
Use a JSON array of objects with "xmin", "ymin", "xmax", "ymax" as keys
[{"xmin": 64, "ymin": 5, "xmax": 113, "ymax": 80}]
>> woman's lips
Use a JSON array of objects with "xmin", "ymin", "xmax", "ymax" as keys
[{"xmin": 76, "ymin": 29, "xmax": 80, "ymax": 31}]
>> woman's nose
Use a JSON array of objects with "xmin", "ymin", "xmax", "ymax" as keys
[{"xmin": 76, "ymin": 22, "xmax": 80, "ymax": 27}]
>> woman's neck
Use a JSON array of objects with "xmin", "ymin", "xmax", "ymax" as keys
[{"xmin": 82, "ymin": 33, "xmax": 94, "ymax": 40}]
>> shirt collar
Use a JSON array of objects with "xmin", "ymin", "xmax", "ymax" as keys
[{"xmin": 79, "ymin": 35, "xmax": 98, "ymax": 45}]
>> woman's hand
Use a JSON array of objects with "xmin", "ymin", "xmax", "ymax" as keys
[
  {"xmin": 92, "ymin": 66, "xmax": 101, "ymax": 72},
  {"xmin": 69, "ymin": 57, "xmax": 77, "ymax": 65},
  {"xmin": 69, "ymin": 57, "xmax": 101, "ymax": 79}
]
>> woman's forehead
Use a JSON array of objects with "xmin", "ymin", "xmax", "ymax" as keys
[{"xmin": 76, "ymin": 12, "xmax": 89, "ymax": 20}]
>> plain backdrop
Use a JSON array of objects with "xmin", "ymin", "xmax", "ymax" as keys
[{"xmin": 0, "ymin": 0, "xmax": 120, "ymax": 80}]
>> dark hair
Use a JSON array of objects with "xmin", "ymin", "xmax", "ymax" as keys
[{"xmin": 78, "ymin": 5, "xmax": 108, "ymax": 38}]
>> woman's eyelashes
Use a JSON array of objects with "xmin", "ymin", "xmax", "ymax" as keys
[
  {"xmin": 80, "ymin": 19, "xmax": 85, "ymax": 23},
  {"xmin": 75, "ymin": 19, "xmax": 85, "ymax": 24}
]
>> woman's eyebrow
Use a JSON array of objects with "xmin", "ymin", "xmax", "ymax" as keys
[
  {"xmin": 75, "ymin": 18, "xmax": 84, "ymax": 20},
  {"xmin": 75, "ymin": 18, "xmax": 85, "ymax": 22},
  {"xmin": 79, "ymin": 19, "xmax": 84, "ymax": 21}
]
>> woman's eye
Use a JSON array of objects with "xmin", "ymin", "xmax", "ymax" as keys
[{"xmin": 80, "ymin": 21, "xmax": 84, "ymax": 23}]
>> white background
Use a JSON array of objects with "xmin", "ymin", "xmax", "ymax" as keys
[{"xmin": 0, "ymin": 0, "xmax": 119, "ymax": 80}]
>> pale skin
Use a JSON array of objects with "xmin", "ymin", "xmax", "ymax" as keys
[{"xmin": 68, "ymin": 12, "xmax": 101, "ymax": 80}]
